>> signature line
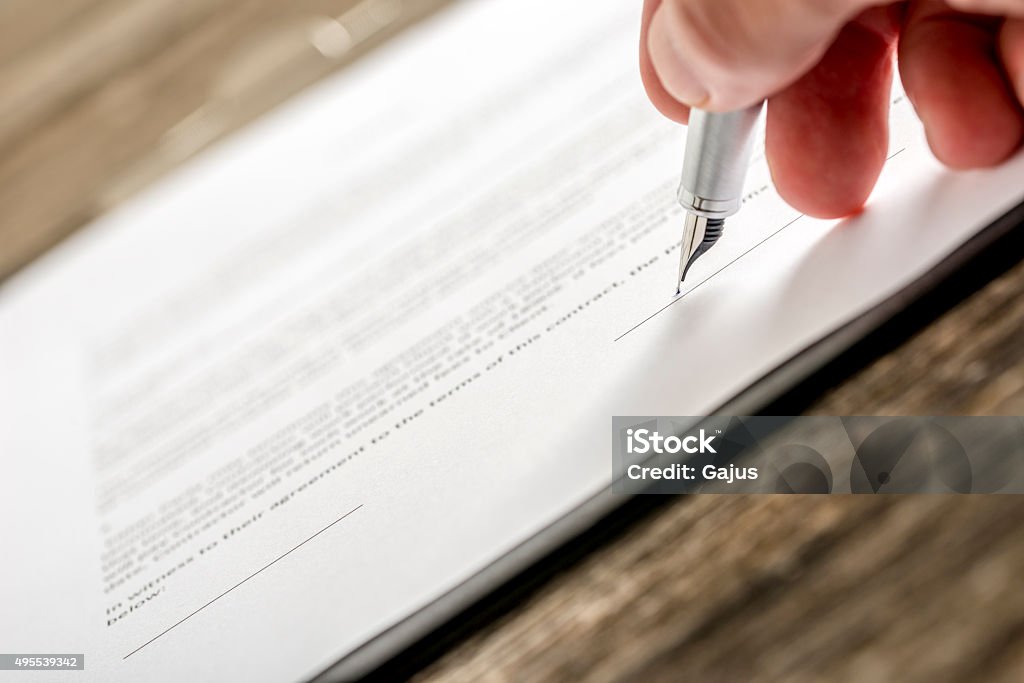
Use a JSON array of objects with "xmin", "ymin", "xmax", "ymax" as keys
[
  {"xmin": 123, "ymin": 504, "xmax": 364, "ymax": 660},
  {"xmin": 614, "ymin": 147, "xmax": 907, "ymax": 343},
  {"xmin": 614, "ymin": 214, "xmax": 804, "ymax": 342}
]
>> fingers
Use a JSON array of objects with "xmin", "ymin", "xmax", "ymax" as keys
[
  {"xmin": 644, "ymin": 0, "xmax": 877, "ymax": 111},
  {"xmin": 640, "ymin": 0, "xmax": 691, "ymax": 123},
  {"xmin": 947, "ymin": 0, "xmax": 1024, "ymax": 14},
  {"xmin": 1000, "ymin": 16, "xmax": 1024, "ymax": 104},
  {"xmin": 639, "ymin": 0, "xmax": 1024, "ymax": 219},
  {"xmin": 899, "ymin": 1, "xmax": 1024, "ymax": 168},
  {"xmin": 766, "ymin": 9, "xmax": 900, "ymax": 218}
]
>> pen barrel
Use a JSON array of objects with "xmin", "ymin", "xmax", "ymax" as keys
[{"xmin": 677, "ymin": 103, "xmax": 764, "ymax": 219}]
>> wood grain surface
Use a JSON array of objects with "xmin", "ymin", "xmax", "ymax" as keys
[{"xmin": 3, "ymin": 2, "xmax": 1023, "ymax": 682}]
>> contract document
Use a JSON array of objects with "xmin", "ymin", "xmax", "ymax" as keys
[{"xmin": 2, "ymin": 0, "xmax": 1023, "ymax": 680}]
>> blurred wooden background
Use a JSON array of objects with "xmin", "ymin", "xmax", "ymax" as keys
[
  {"xmin": 0, "ymin": 0, "xmax": 450, "ymax": 281},
  {"xmin": 3, "ymin": 2, "xmax": 1024, "ymax": 681}
]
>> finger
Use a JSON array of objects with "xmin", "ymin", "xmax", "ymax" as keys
[
  {"xmin": 640, "ymin": 0, "xmax": 691, "ymax": 123},
  {"xmin": 766, "ymin": 9, "xmax": 899, "ymax": 218},
  {"xmin": 645, "ymin": 0, "xmax": 879, "ymax": 112},
  {"xmin": 947, "ymin": 0, "xmax": 1024, "ymax": 15},
  {"xmin": 1000, "ymin": 16, "xmax": 1024, "ymax": 106},
  {"xmin": 899, "ymin": 1, "xmax": 1024, "ymax": 169}
]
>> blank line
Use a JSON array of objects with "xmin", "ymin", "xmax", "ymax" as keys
[
  {"xmin": 887, "ymin": 147, "xmax": 906, "ymax": 161},
  {"xmin": 123, "ymin": 504, "xmax": 364, "ymax": 660},
  {"xmin": 612, "ymin": 146, "xmax": 907, "ymax": 343},
  {"xmin": 614, "ymin": 214, "xmax": 804, "ymax": 342}
]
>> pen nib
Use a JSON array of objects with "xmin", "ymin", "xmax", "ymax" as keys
[{"xmin": 675, "ymin": 213, "xmax": 725, "ymax": 294}]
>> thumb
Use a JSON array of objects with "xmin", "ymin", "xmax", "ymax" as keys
[{"xmin": 645, "ymin": 0, "xmax": 877, "ymax": 111}]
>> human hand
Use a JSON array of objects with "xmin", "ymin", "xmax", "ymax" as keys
[{"xmin": 641, "ymin": 0, "xmax": 1024, "ymax": 218}]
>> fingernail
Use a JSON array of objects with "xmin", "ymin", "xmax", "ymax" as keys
[{"xmin": 648, "ymin": 6, "xmax": 710, "ymax": 107}]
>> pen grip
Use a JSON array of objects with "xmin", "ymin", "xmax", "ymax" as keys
[{"xmin": 677, "ymin": 103, "xmax": 764, "ymax": 219}]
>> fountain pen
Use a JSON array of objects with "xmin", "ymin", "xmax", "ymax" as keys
[{"xmin": 676, "ymin": 102, "xmax": 764, "ymax": 294}]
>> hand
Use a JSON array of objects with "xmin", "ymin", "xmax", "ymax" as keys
[{"xmin": 640, "ymin": 0, "xmax": 1024, "ymax": 218}]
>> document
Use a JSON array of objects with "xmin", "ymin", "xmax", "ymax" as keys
[{"xmin": 1, "ymin": 0, "xmax": 1022, "ymax": 680}]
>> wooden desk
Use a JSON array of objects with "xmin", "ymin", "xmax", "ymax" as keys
[{"xmin": 3, "ymin": 2, "xmax": 1023, "ymax": 680}]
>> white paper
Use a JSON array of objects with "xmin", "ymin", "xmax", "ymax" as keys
[{"xmin": 1, "ymin": 0, "xmax": 1023, "ymax": 680}]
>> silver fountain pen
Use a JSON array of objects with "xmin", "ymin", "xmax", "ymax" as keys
[{"xmin": 676, "ymin": 102, "xmax": 765, "ymax": 295}]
